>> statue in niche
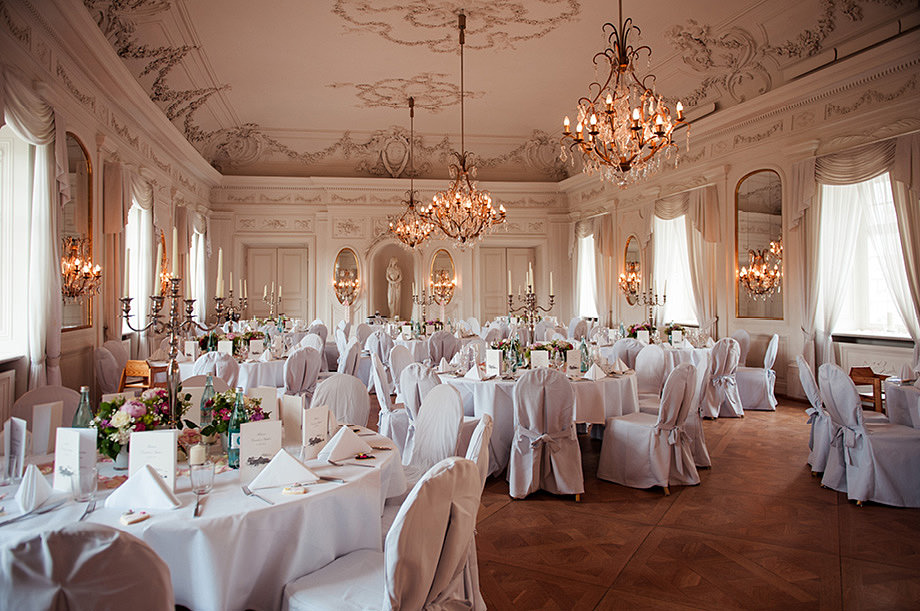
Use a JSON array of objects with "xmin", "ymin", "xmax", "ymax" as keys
[{"xmin": 386, "ymin": 257, "xmax": 402, "ymax": 319}]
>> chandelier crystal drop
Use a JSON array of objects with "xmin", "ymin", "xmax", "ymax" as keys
[
  {"xmin": 389, "ymin": 96, "xmax": 435, "ymax": 249},
  {"xmin": 738, "ymin": 239, "xmax": 783, "ymax": 300},
  {"xmin": 560, "ymin": 0, "xmax": 686, "ymax": 186},
  {"xmin": 421, "ymin": 12, "xmax": 505, "ymax": 246},
  {"xmin": 61, "ymin": 236, "xmax": 102, "ymax": 301}
]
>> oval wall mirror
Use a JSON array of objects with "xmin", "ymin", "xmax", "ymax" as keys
[
  {"xmin": 333, "ymin": 247, "xmax": 360, "ymax": 305},
  {"xmin": 430, "ymin": 249, "xmax": 455, "ymax": 306},
  {"xmin": 622, "ymin": 235, "xmax": 641, "ymax": 306},
  {"xmin": 61, "ymin": 132, "xmax": 93, "ymax": 330},
  {"xmin": 736, "ymin": 169, "xmax": 783, "ymax": 319}
]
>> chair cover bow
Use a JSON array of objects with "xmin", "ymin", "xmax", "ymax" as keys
[
  {"xmin": 711, "ymin": 374, "xmax": 737, "ymax": 392},
  {"xmin": 831, "ymin": 423, "xmax": 863, "ymax": 466},
  {"xmin": 658, "ymin": 424, "xmax": 691, "ymax": 475},
  {"xmin": 515, "ymin": 425, "xmax": 572, "ymax": 453}
]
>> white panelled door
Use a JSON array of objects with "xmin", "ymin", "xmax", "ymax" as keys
[
  {"xmin": 247, "ymin": 246, "xmax": 309, "ymax": 319},
  {"xmin": 479, "ymin": 247, "xmax": 535, "ymax": 322}
]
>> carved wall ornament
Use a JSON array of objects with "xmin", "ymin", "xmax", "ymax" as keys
[
  {"xmin": 56, "ymin": 62, "xmax": 96, "ymax": 111},
  {"xmin": 334, "ymin": 218, "xmax": 367, "ymax": 239},
  {"xmin": 478, "ymin": 130, "xmax": 569, "ymax": 180},
  {"xmin": 1, "ymin": 0, "xmax": 32, "ymax": 45},
  {"xmin": 824, "ymin": 74, "xmax": 918, "ymax": 119},
  {"xmin": 733, "ymin": 121, "xmax": 784, "ymax": 147},
  {"xmin": 328, "ymin": 73, "xmax": 481, "ymax": 112}
]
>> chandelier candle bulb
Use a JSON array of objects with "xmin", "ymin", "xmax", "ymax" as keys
[
  {"xmin": 563, "ymin": 116, "xmax": 570, "ymax": 134},
  {"xmin": 124, "ymin": 250, "xmax": 130, "ymax": 298},
  {"xmin": 216, "ymin": 248, "xmax": 223, "ymax": 298},
  {"xmin": 171, "ymin": 227, "xmax": 178, "ymax": 276}
]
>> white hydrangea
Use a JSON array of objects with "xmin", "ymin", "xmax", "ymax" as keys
[{"xmin": 110, "ymin": 410, "xmax": 131, "ymax": 429}]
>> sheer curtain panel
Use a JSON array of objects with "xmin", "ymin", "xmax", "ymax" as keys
[{"xmin": 891, "ymin": 133, "xmax": 920, "ymax": 368}]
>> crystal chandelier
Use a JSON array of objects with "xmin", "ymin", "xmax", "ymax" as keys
[
  {"xmin": 333, "ymin": 267, "xmax": 358, "ymax": 306},
  {"xmin": 389, "ymin": 97, "xmax": 435, "ymax": 249},
  {"xmin": 618, "ymin": 262, "xmax": 641, "ymax": 299},
  {"xmin": 421, "ymin": 12, "xmax": 505, "ymax": 246},
  {"xmin": 61, "ymin": 236, "xmax": 102, "ymax": 301},
  {"xmin": 430, "ymin": 269, "xmax": 456, "ymax": 306},
  {"xmin": 560, "ymin": 0, "xmax": 686, "ymax": 186},
  {"xmin": 739, "ymin": 239, "xmax": 783, "ymax": 300}
]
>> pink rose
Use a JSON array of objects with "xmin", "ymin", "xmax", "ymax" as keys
[{"xmin": 122, "ymin": 400, "xmax": 146, "ymax": 418}]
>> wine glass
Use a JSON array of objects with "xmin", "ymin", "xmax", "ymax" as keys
[
  {"xmin": 190, "ymin": 462, "xmax": 215, "ymax": 496},
  {"xmin": 71, "ymin": 467, "xmax": 98, "ymax": 503}
]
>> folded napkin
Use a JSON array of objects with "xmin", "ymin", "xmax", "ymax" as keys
[
  {"xmin": 612, "ymin": 358, "xmax": 629, "ymax": 375},
  {"xmin": 317, "ymin": 426, "xmax": 373, "ymax": 463},
  {"xmin": 583, "ymin": 363, "xmax": 606, "ymax": 381},
  {"xmin": 464, "ymin": 364, "xmax": 485, "ymax": 380},
  {"xmin": 900, "ymin": 363, "xmax": 914, "ymax": 381},
  {"xmin": 260, "ymin": 349, "xmax": 274, "ymax": 363},
  {"xmin": 705, "ymin": 337, "xmax": 716, "ymax": 348},
  {"xmin": 682, "ymin": 339, "xmax": 694, "ymax": 349},
  {"xmin": 248, "ymin": 449, "xmax": 318, "ymax": 489},
  {"xmin": 438, "ymin": 357, "xmax": 451, "ymax": 373},
  {"xmin": 104, "ymin": 464, "xmax": 181, "ymax": 511},
  {"xmin": 16, "ymin": 464, "xmax": 54, "ymax": 512},
  {"xmin": 175, "ymin": 352, "xmax": 191, "ymax": 363},
  {"xmin": 149, "ymin": 348, "xmax": 169, "ymax": 361}
]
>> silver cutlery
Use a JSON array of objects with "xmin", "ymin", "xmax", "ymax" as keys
[
  {"xmin": 78, "ymin": 499, "xmax": 96, "ymax": 521},
  {"xmin": 0, "ymin": 499, "xmax": 67, "ymax": 527},
  {"xmin": 327, "ymin": 459, "xmax": 376, "ymax": 469},
  {"xmin": 241, "ymin": 484, "xmax": 274, "ymax": 505},
  {"xmin": 193, "ymin": 495, "xmax": 202, "ymax": 517}
]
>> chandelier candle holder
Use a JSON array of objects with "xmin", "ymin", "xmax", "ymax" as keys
[
  {"xmin": 420, "ymin": 12, "xmax": 506, "ymax": 246},
  {"xmin": 333, "ymin": 268, "xmax": 358, "ymax": 321},
  {"xmin": 618, "ymin": 262, "xmax": 641, "ymax": 301},
  {"xmin": 560, "ymin": 0, "xmax": 686, "ymax": 186},
  {"xmin": 262, "ymin": 283, "xmax": 283, "ymax": 321},
  {"xmin": 411, "ymin": 282, "xmax": 436, "ymax": 327},
  {"xmin": 120, "ymin": 275, "xmax": 227, "ymax": 426},
  {"xmin": 61, "ymin": 236, "xmax": 102, "ymax": 300},
  {"xmin": 430, "ymin": 270, "xmax": 456, "ymax": 323},
  {"xmin": 739, "ymin": 238, "xmax": 783, "ymax": 300},
  {"xmin": 389, "ymin": 97, "xmax": 435, "ymax": 249},
  {"xmin": 638, "ymin": 286, "xmax": 666, "ymax": 326},
  {"xmin": 507, "ymin": 267, "xmax": 555, "ymax": 342}
]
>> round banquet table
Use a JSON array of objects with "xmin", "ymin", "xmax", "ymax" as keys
[
  {"xmin": 441, "ymin": 371, "xmax": 639, "ymax": 476},
  {"xmin": 394, "ymin": 338, "xmax": 429, "ymax": 363},
  {"xmin": 661, "ymin": 346, "xmax": 710, "ymax": 377},
  {"xmin": 0, "ymin": 428, "xmax": 406, "ymax": 611},
  {"xmin": 884, "ymin": 380, "xmax": 920, "ymax": 428},
  {"xmin": 175, "ymin": 358, "xmax": 286, "ymax": 393}
]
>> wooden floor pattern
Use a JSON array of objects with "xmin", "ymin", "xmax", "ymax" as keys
[{"xmin": 370, "ymin": 397, "xmax": 920, "ymax": 610}]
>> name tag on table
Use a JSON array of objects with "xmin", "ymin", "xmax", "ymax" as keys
[
  {"xmin": 184, "ymin": 341, "xmax": 200, "ymax": 360},
  {"xmin": 182, "ymin": 387, "xmax": 205, "ymax": 426},
  {"xmin": 31, "ymin": 401, "xmax": 64, "ymax": 455},
  {"xmin": 566, "ymin": 349, "xmax": 581, "ymax": 372},
  {"xmin": 281, "ymin": 394, "xmax": 304, "ymax": 446},
  {"xmin": 240, "ymin": 420, "xmax": 282, "ymax": 485},
  {"xmin": 425, "ymin": 323, "xmax": 436, "ymax": 336},
  {"xmin": 3, "ymin": 417, "xmax": 27, "ymax": 479},
  {"xmin": 671, "ymin": 330, "xmax": 683, "ymax": 347},
  {"xmin": 129, "ymin": 430, "xmax": 179, "ymax": 492},
  {"xmin": 531, "ymin": 350, "xmax": 550, "ymax": 369},
  {"xmin": 217, "ymin": 340, "xmax": 234, "ymax": 355},
  {"xmin": 485, "ymin": 349, "xmax": 503, "ymax": 377},
  {"xmin": 301, "ymin": 404, "xmax": 335, "ymax": 460},
  {"xmin": 52, "ymin": 428, "xmax": 97, "ymax": 492},
  {"xmin": 249, "ymin": 339, "xmax": 264, "ymax": 356},
  {"xmin": 401, "ymin": 325, "xmax": 412, "ymax": 338},
  {"xmin": 637, "ymin": 330, "xmax": 650, "ymax": 344}
]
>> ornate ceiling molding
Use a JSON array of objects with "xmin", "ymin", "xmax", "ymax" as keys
[{"xmin": 328, "ymin": 73, "xmax": 482, "ymax": 112}]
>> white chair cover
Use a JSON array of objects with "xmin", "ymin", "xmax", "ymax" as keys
[
  {"xmin": 819, "ymin": 363, "xmax": 920, "ymax": 507},
  {"xmin": 700, "ymin": 338, "xmax": 743, "ymax": 418},
  {"xmin": 283, "ymin": 457, "xmax": 482, "ymax": 611},
  {"xmin": 389, "ymin": 345, "xmax": 413, "ymax": 396},
  {"xmin": 466, "ymin": 317, "xmax": 481, "ymax": 336},
  {"xmin": 372, "ymin": 353, "xmax": 410, "ymax": 454},
  {"xmin": 181, "ymin": 374, "xmax": 230, "ymax": 393},
  {"xmin": 313, "ymin": 373, "xmax": 370, "ymax": 427},
  {"xmin": 404, "ymin": 385, "xmax": 463, "ymax": 485},
  {"xmin": 509, "ymin": 368, "xmax": 584, "ymax": 498},
  {"xmin": 482, "ymin": 327, "xmax": 501, "ymax": 345},
  {"xmin": 102, "ymin": 339, "xmax": 129, "ymax": 371},
  {"xmin": 428, "ymin": 330, "xmax": 460, "ymax": 363},
  {"xmin": 334, "ymin": 327, "xmax": 348, "ymax": 358},
  {"xmin": 299, "ymin": 333, "xmax": 325, "ymax": 353},
  {"xmin": 355, "ymin": 323, "xmax": 373, "ymax": 347},
  {"xmin": 611, "ymin": 338, "xmax": 643, "ymax": 369},
  {"xmin": 732, "ymin": 329, "xmax": 751, "ymax": 367},
  {"xmin": 597, "ymin": 363, "xmax": 700, "ymax": 489},
  {"xmin": 283, "ymin": 347, "xmax": 321, "ymax": 405},
  {"xmin": 0, "ymin": 523, "xmax": 174, "ymax": 610},
  {"xmin": 308, "ymin": 321, "xmax": 328, "ymax": 345},
  {"xmin": 635, "ymin": 344, "xmax": 666, "ymax": 413},
  {"xmin": 366, "ymin": 330, "xmax": 395, "ymax": 369},
  {"xmin": 94, "ymin": 347, "xmax": 121, "ymax": 395},
  {"xmin": 798, "ymin": 355, "xmax": 832, "ymax": 472},
  {"xmin": 12, "ymin": 385, "xmax": 81, "ymax": 429},
  {"xmin": 338, "ymin": 338, "xmax": 360, "ymax": 376},
  {"xmin": 736, "ymin": 333, "xmax": 779, "ymax": 411},
  {"xmin": 400, "ymin": 363, "xmax": 443, "ymax": 465},
  {"xmin": 192, "ymin": 352, "xmax": 239, "ymax": 388},
  {"xmin": 464, "ymin": 413, "xmax": 493, "ymax": 491},
  {"xmin": 681, "ymin": 352, "xmax": 712, "ymax": 468}
]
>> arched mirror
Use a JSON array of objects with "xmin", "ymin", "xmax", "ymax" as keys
[
  {"xmin": 430, "ymin": 249, "xmax": 455, "ymax": 306},
  {"xmin": 333, "ymin": 247, "xmax": 360, "ymax": 306},
  {"xmin": 736, "ymin": 169, "xmax": 783, "ymax": 319},
  {"xmin": 61, "ymin": 133, "xmax": 94, "ymax": 330},
  {"xmin": 620, "ymin": 235, "xmax": 641, "ymax": 305}
]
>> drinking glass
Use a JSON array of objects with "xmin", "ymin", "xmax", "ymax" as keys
[
  {"xmin": 71, "ymin": 467, "xmax": 98, "ymax": 502},
  {"xmin": 190, "ymin": 462, "xmax": 215, "ymax": 496}
]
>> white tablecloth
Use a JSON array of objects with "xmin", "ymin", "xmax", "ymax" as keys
[
  {"xmin": 395, "ymin": 338, "xmax": 429, "ymax": 363},
  {"xmin": 441, "ymin": 371, "xmax": 639, "ymax": 475},
  {"xmin": 884, "ymin": 380, "xmax": 920, "ymax": 428},
  {"xmin": 176, "ymin": 359, "xmax": 286, "ymax": 393},
  {"xmin": 661, "ymin": 346, "xmax": 710, "ymax": 377},
  {"xmin": 0, "ymin": 430, "xmax": 406, "ymax": 611}
]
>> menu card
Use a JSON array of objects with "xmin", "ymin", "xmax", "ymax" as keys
[
  {"xmin": 182, "ymin": 386, "xmax": 205, "ymax": 426},
  {"xmin": 129, "ymin": 429, "xmax": 179, "ymax": 492},
  {"xmin": 531, "ymin": 350, "xmax": 550, "ymax": 369},
  {"xmin": 249, "ymin": 339, "xmax": 264, "ymax": 356},
  {"xmin": 566, "ymin": 349, "xmax": 581, "ymax": 372},
  {"xmin": 401, "ymin": 324, "xmax": 412, "ymax": 338},
  {"xmin": 184, "ymin": 340, "xmax": 200, "ymax": 360},
  {"xmin": 301, "ymin": 404, "xmax": 335, "ymax": 459},
  {"xmin": 671, "ymin": 330, "xmax": 683, "ymax": 347},
  {"xmin": 31, "ymin": 401, "xmax": 63, "ymax": 455},
  {"xmin": 217, "ymin": 340, "xmax": 234, "ymax": 355},
  {"xmin": 52, "ymin": 428, "xmax": 97, "ymax": 492},
  {"xmin": 240, "ymin": 420, "xmax": 282, "ymax": 485},
  {"xmin": 485, "ymin": 349, "xmax": 503, "ymax": 377},
  {"xmin": 3, "ymin": 417, "xmax": 27, "ymax": 479},
  {"xmin": 247, "ymin": 387, "xmax": 279, "ymax": 420},
  {"xmin": 637, "ymin": 330, "xmax": 650, "ymax": 344},
  {"xmin": 425, "ymin": 323, "xmax": 435, "ymax": 336},
  {"xmin": 281, "ymin": 394, "xmax": 304, "ymax": 446}
]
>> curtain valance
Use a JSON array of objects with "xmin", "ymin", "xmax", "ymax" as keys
[{"xmin": 654, "ymin": 184, "xmax": 720, "ymax": 243}]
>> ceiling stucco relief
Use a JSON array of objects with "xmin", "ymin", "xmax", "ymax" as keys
[
  {"xmin": 328, "ymin": 74, "xmax": 482, "ymax": 112},
  {"xmin": 331, "ymin": 0, "xmax": 581, "ymax": 53}
]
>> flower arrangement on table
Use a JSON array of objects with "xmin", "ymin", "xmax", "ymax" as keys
[
  {"xmin": 199, "ymin": 330, "xmax": 265, "ymax": 357},
  {"xmin": 91, "ymin": 388, "xmax": 190, "ymax": 461},
  {"xmin": 627, "ymin": 322, "xmax": 656, "ymax": 339},
  {"xmin": 424, "ymin": 319, "xmax": 444, "ymax": 331},
  {"xmin": 198, "ymin": 388, "xmax": 270, "ymax": 437},
  {"xmin": 529, "ymin": 339, "xmax": 574, "ymax": 357},
  {"xmin": 662, "ymin": 323, "xmax": 685, "ymax": 343}
]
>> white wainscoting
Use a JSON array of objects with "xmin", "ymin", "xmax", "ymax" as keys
[
  {"xmin": 0, "ymin": 369, "xmax": 14, "ymax": 423},
  {"xmin": 837, "ymin": 342, "xmax": 914, "ymax": 377}
]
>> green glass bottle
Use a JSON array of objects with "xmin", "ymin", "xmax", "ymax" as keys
[
  {"xmin": 72, "ymin": 386, "xmax": 93, "ymax": 427},
  {"xmin": 228, "ymin": 388, "xmax": 244, "ymax": 469},
  {"xmin": 200, "ymin": 375, "xmax": 215, "ymax": 423},
  {"xmin": 579, "ymin": 338, "xmax": 589, "ymax": 373}
]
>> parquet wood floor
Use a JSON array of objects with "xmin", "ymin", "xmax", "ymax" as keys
[{"xmin": 369, "ymin": 396, "xmax": 920, "ymax": 610}]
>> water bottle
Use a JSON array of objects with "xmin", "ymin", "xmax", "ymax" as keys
[
  {"xmin": 72, "ymin": 386, "xmax": 93, "ymax": 427},
  {"xmin": 200, "ymin": 375, "xmax": 215, "ymax": 423},
  {"xmin": 579, "ymin": 338, "xmax": 589, "ymax": 373},
  {"xmin": 228, "ymin": 388, "xmax": 244, "ymax": 469}
]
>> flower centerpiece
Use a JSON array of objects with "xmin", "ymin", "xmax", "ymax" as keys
[
  {"xmin": 662, "ymin": 323, "xmax": 685, "ymax": 343},
  {"xmin": 199, "ymin": 330, "xmax": 265, "ymax": 358},
  {"xmin": 92, "ymin": 388, "xmax": 190, "ymax": 464},
  {"xmin": 199, "ymin": 388, "xmax": 270, "ymax": 438},
  {"xmin": 627, "ymin": 322, "xmax": 656, "ymax": 339}
]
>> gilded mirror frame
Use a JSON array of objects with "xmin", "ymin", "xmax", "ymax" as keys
[
  {"xmin": 333, "ymin": 247, "xmax": 360, "ymax": 306},
  {"xmin": 735, "ymin": 169, "xmax": 784, "ymax": 320},
  {"xmin": 61, "ymin": 132, "xmax": 93, "ymax": 331},
  {"xmin": 429, "ymin": 249, "xmax": 455, "ymax": 306},
  {"xmin": 622, "ymin": 234, "xmax": 641, "ymax": 306}
]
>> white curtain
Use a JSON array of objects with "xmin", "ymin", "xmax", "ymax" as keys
[
  {"xmin": 790, "ymin": 158, "xmax": 820, "ymax": 370},
  {"xmin": 125, "ymin": 173, "xmax": 154, "ymax": 358},
  {"xmin": 575, "ymin": 234, "xmax": 598, "ymax": 319},
  {"xmin": 891, "ymin": 133, "xmax": 920, "ymax": 368},
  {"xmin": 685, "ymin": 186, "xmax": 720, "ymax": 334},
  {"xmin": 0, "ymin": 65, "xmax": 68, "ymax": 388},
  {"xmin": 653, "ymin": 216, "xmax": 697, "ymax": 326},
  {"xmin": 591, "ymin": 215, "xmax": 615, "ymax": 326},
  {"xmin": 189, "ymin": 230, "xmax": 207, "ymax": 322}
]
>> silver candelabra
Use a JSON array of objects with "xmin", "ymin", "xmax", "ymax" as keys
[
  {"xmin": 638, "ymin": 287, "xmax": 666, "ymax": 325},
  {"xmin": 508, "ymin": 282, "xmax": 555, "ymax": 342},
  {"xmin": 411, "ymin": 288, "xmax": 436, "ymax": 326}
]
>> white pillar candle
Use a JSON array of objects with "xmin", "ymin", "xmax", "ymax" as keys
[
  {"xmin": 123, "ymin": 249, "xmax": 130, "ymax": 298},
  {"xmin": 216, "ymin": 248, "xmax": 224, "ymax": 297},
  {"xmin": 549, "ymin": 272, "xmax": 553, "ymax": 295},
  {"xmin": 507, "ymin": 270, "xmax": 512, "ymax": 296},
  {"xmin": 244, "ymin": 279, "xmax": 248, "ymax": 299},
  {"xmin": 189, "ymin": 444, "xmax": 206, "ymax": 466},
  {"xmin": 155, "ymin": 242, "xmax": 163, "ymax": 295},
  {"xmin": 171, "ymin": 227, "xmax": 178, "ymax": 276},
  {"xmin": 412, "ymin": 282, "xmax": 416, "ymax": 295}
]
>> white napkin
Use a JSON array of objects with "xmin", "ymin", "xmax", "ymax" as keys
[
  {"xmin": 317, "ymin": 426, "xmax": 373, "ymax": 463},
  {"xmin": 175, "ymin": 352, "xmax": 191, "ymax": 363},
  {"xmin": 612, "ymin": 358, "xmax": 629, "ymax": 374},
  {"xmin": 705, "ymin": 337, "xmax": 716, "ymax": 348},
  {"xmin": 682, "ymin": 339, "xmax": 694, "ymax": 349},
  {"xmin": 464, "ymin": 364, "xmax": 485, "ymax": 380},
  {"xmin": 438, "ymin": 357, "xmax": 451, "ymax": 373},
  {"xmin": 15, "ymin": 464, "xmax": 54, "ymax": 512},
  {"xmin": 104, "ymin": 464, "xmax": 181, "ymax": 511},
  {"xmin": 248, "ymin": 449, "xmax": 318, "ymax": 489},
  {"xmin": 900, "ymin": 363, "xmax": 913, "ymax": 381},
  {"xmin": 149, "ymin": 348, "xmax": 168, "ymax": 361},
  {"xmin": 583, "ymin": 363, "xmax": 606, "ymax": 380},
  {"xmin": 260, "ymin": 349, "xmax": 273, "ymax": 363}
]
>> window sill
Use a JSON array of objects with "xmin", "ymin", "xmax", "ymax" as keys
[
  {"xmin": 0, "ymin": 353, "xmax": 25, "ymax": 366},
  {"xmin": 832, "ymin": 333, "xmax": 914, "ymax": 349}
]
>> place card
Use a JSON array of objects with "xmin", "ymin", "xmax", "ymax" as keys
[
  {"xmin": 671, "ymin": 330, "xmax": 683, "ymax": 347},
  {"xmin": 240, "ymin": 419, "xmax": 282, "ymax": 485},
  {"xmin": 249, "ymin": 339, "xmax": 264, "ymax": 356},
  {"xmin": 301, "ymin": 404, "xmax": 334, "ymax": 459},
  {"xmin": 281, "ymin": 394, "xmax": 304, "ymax": 446},
  {"xmin": 401, "ymin": 325, "xmax": 412, "ymax": 338},
  {"xmin": 129, "ymin": 429, "xmax": 179, "ymax": 492},
  {"xmin": 637, "ymin": 330, "xmax": 650, "ymax": 344},
  {"xmin": 247, "ymin": 387, "xmax": 279, "ymax": 420},
  {"xmin": 184, "ymin": 340, "xmax": 200, "ymax": 360},
  {"xmin": 485, "ymin": 349, "xmax": 503, "ymax": 377},
  {"xmin": 3, "ymin": 417, "xmax": 27, "ymax": 479},
  {"xmin": 425, "ymin": 323, "xmax": 435, "ymax": 336},
  {"xmin": 52, "ymin": 428, "xmax": 97, "ymax": 493},
  {"xmin": 102, "ymin": 392, "xmax": 132, "ymax": 404},
  {"xmin": 217, "ymin": 340, "xmax": 234, "ymax": 355},
  {"xmin": 31, "ymin": 401, "xmax": 64, "ymax": 455},
  {"xmin": 566, "ymin": 349, "xmax": 581, "ymax": 372},
  {"xmin": 182, "ymin": 386, "xmax": 205, "ymax": 426},
  {"xmin": 531, "ymin": 350, "xmax": 550, "ymax": 369}
]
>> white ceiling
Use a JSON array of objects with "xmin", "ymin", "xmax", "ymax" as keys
[{"xmin": 84, "ymin": 0, "xmax": 914, "ymax": 181}]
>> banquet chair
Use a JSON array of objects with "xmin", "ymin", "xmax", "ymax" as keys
[
  {"xmin": 509, "ymin": 368, "xmax": 584, "ymax": 500},
  {"xmin": 299, "ymin": 333, "xmax": 328, "ymax": 373},
  {"xmin": 636, "ymin": 344, "xmax": 666, "ymax": 414},
  {"xmin": 372, "ymin": 353, "xmax": 410, "ymax": 455},
  {"xmin": 94, "ymin": 347, "xmax": 121, "ymax": 395},
  {"xmin": 465, "ymin": 413, "xmax": 494, "ymax": 491},
  {"xmin": 0, "ymin": 523, "xmax": 174, "ymax": 610},
  {"xmin": 597, "ymin": 363, "xmax": 700, "ymax": 494},
  {"xmin": 313, "ymin": 373, "xmax": 370, "ymax": 427},
  {"xmin": 283, "ymin": 457, "xmax": 483, "ymax": 611},
  {"xmin": 334, "ymin": 327, "xmax": 348, "ymax": 359},
  {"xmin": 466, "ymin": 317, "xmax": 482, "ymax": 336},
  {"xmin": 355, "ymin": 323, "xmax": 373, "ymax": 347},
  {"xmin": 798, "ymin": 355, "xmax": 832, "ymax": 474},
  {"xmin": 308, "ymin": 320, "xmax": 328, "ymax": 346},
  {"xmin": 192, "ymin": 352, "xmax": 240, "ymax": 389},
  {"xmin": 389, "ymin": 344, "xmax": 413, "ymax": 397},
  {"xmin": 403, "ymin": 384, "xmax": 464, "ymax": 487},
  {"xmin": 181, "ymin": 374, "xmax": 230, "ymax": 393},
  {"xmin": 736, "ymin": 334, "xmax": 779, "ymax": 411},
  {"xmin": 12, "ymin": 386, "xmax": 81, "ymax": 433},
  {"xmin": 428, "ymin": 330, "xmax": 460, "ymax": 363},
  {"xmin": 283, "ymin": 347, "xmax": 322, "ymax": 407},
  {"xmin": 482, "ymin": 327, "xmax": 501, "ymax": 344},
  {"xmin": 337, "ymin": 338, "xmax": 360, "ymax": 376},
  {"xmin": 700, "ymin": 338, "xmax": 744, "ymax": 418},
  {"xmin": 732, "ymin": 329, "xmax": 751, "ymax": 366},
  {"xmin": 366, "ymin": 330, "xmax": 395, "ymax": 370},
  {"xmin": 611, "ymin": 338, "xmax": 643, "ymax": 369},
  {"xmin": 102, "ymin": 339, "xmax": 129, "ymax": 371},
  {"xmin": 819, "ymin": 363, "xmax": 920, "ymax": 507},
  {"xmin": 400, "ymin": 363, "xmax": 444, "ymax": 465},
  {"xmin": 119, "ymin": 359, "xmax": 156, "ymax": 393},
  {"xmin": 568, "ymin": 317, "xmax": 587, "ymax": 341},
  {"xmin": 534, "ymin": 320, "xmax": 550, "ymax": 343}
]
